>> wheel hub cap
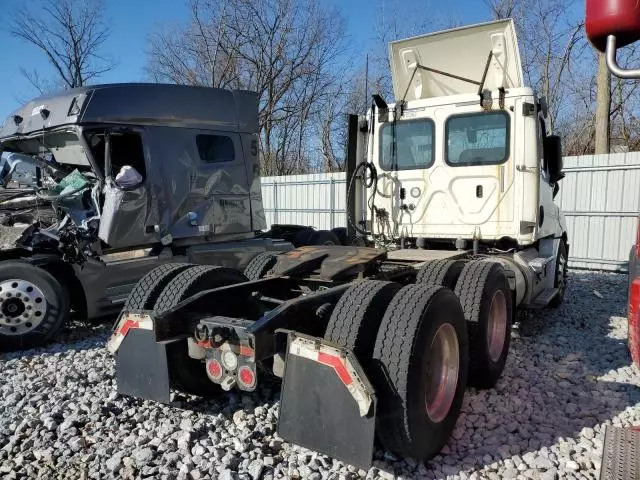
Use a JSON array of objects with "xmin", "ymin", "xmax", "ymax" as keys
[
  {"xmin": 0, "ymin": 279, "xmax": 47, "ymax": 336},
  {"xmin": 425, "ymin": 322, "xmax": 460, "ymax": 423},
  {"xmin": 487, "ymin": 290, "xmax": 508, "ymax": 363}
]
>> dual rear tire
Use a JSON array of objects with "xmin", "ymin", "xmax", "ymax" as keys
[
  {"xmin": 324, "ymin": 259, "xmax": 513, "ymax": 460},
  {"xmin": 417, "ymin": 259, "xmax": 512, "ymax": 389},
  {"xmin": 124, "ymin": 263, "xmax": 251, "ymax": 396},
  {"xmin": 325, "ymin": 280, "xmax": 469, "ymax": 461}
]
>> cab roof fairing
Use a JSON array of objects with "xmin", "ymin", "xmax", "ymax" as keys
[
  {"xmin": 0, "ymin": 83, "xmax": 261, "ymax": 140},
  {"xmin": 389, "ymin": 19, "xmax": 524, "ymax": 102}
]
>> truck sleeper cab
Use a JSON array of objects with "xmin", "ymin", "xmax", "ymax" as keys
[{"xmin": 0, "ymin": 84, "xmax": 290, "ymax": 351}]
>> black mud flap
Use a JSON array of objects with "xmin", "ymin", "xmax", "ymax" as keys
[
  {"xmin": 277, "ymin": 332, "xmax": 377, "ymax": 469},
  {"xmin": 116, "ymin": 328, "xmax": 176, "ymax": 403}
]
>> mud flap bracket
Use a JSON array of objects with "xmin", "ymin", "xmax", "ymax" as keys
[{"xmin": 277, "ymin": 332, "xmax": 377, "ymax": 469}]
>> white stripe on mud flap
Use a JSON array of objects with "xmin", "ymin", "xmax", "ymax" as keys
[
  {"xmin": 106, "ymin": 313, "xmax": 153, "ymax": 355},
  {"xmin": 289, "ymin": 336, "xmax": 372, "ymax": 417}
]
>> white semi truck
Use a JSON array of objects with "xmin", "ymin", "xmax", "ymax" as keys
[{"xmin": 108, "ymin": 19, "xmax": 569, "ymax": 467}]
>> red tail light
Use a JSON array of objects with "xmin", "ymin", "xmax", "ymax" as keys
[
  {"xmin": 206, "ymin": 359, "xmax": 223, "ymax": 382},
  {"xmin": 628, "ymin": 278, "xmax": 640, "ymax": 368},
  {"xmin": 238, "ymin": 366, "xmax": 256, "ymax": 389}
]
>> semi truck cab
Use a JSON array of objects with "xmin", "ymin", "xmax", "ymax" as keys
[{"xmin": 358, "ymin": 20, "xmax": 566, "ymax": 249}]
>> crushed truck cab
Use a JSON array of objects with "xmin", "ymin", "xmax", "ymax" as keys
[{"xmin": 0, "ymin": 84, "xmax": 299, "ymax": 351}]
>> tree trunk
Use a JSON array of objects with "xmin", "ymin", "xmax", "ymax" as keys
[{"xmin": 594, "ymin": 51, "xmax": 611, "ymax": 154}]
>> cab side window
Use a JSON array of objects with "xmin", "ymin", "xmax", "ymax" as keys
[
  {"xmin": 84, "ymin": 130, "xmax": 146, "ymax": 180},
  {"xmin": 111, "ymin": 133, "xmax": 146, "ymax": 180},
  {"xmin": 196, "ymin": 135, "xmax": 235, "ymax": 163}
]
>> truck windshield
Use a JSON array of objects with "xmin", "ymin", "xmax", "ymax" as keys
[
  {"xmin": 446, "ymin": 111, "xmax": 509, "ymax": 166},
  {"xmin": 380, "ymin": 119, "xmax": 434, "ymax": 171}
]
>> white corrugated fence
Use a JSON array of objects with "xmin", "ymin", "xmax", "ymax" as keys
[{"xmin": 261, "ymin": 152, "xmax": 640, "ymax": 272}]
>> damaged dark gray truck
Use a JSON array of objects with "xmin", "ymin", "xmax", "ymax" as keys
[{"xmin": 0, "ymin": 84, "xmax": 348, "ymax": 350}]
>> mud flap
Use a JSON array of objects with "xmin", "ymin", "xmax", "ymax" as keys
[
  {"xmin": 277, "ymin": 332, "xmax": 377, "ymax": 469},
  {"xmin": 116, "ymin": 328, "xmax": 177, "ymax": 403}
]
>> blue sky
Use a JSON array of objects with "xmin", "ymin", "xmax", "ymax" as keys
[{"xmin": 0, "ymin": 0, "xmax": 490, "ymax": 119}]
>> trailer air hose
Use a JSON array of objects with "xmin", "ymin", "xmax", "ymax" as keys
[{"xmin": 346, "ymin": 161, "xmax": 378, "ymax": 237}]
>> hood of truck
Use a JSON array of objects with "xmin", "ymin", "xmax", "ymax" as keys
[{"xmin": 390, "ymin": 19, "xmax": 523, "ymax": 101}]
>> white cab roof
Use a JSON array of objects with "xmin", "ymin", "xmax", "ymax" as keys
[{"xmin": 389, "ymin": 19, "xmax": 523, "ymax": 101}]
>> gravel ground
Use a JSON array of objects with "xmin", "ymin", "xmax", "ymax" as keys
[{"xmin": 0, "ymin": 271, "xmax": 638, "ymax": 480}]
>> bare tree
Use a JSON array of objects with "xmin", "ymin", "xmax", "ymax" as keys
[
  {"xmin": 483, "ymin": 0, "xmax": 520, "ymax": 19},
  {"xmin": 147, "ymin": 0, "xmax": 347, "ymax": 175},
  {"xmin": 11, "ymin": 0, "xmax": 114, "ymax": 93}
]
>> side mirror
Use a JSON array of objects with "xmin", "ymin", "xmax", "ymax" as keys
[{"xmin": 543, "ymin": 135, "xmax": 564, "ymax": 184}]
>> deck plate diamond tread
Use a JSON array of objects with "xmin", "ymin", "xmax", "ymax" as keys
[{"xmin": 600, "ymin": 426, "xmax": 640, "ymax": 480}]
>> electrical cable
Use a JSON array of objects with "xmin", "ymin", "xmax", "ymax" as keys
[{"xmin": 346, "ymin": 161, "xmax": 378, "ymax": 236}]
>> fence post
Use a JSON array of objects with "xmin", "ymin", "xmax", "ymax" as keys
[
  {"xmin": 273, "ymin": 180, "xmax": 278, "ymax": 225},
  {"xmin": 330, "ymin": 177, "xmax": 335, "ymax": 229}
]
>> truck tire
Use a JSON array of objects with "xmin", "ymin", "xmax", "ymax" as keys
[
  {"xmin": 154, "ymin": 265, "xmax": 249, "ymax": 313},
  {"xmin": 0, "ymin": 261, "xmax": 69, "ymax": 351},
  {"xmin": 309, "ymin": 230, "xmax": 341, "ymax": 246},
  {"xmin": 371, "ymin": 284, "xmax": 468, "ymax": 460},
  {"xmin": 124, "ymin": 263, "xmax": 192, "ymax": 311},
  {"xmin": 454, "ymin": 261, "xmax": 512, "ymax": 389},
  {"xmin": 324, "ymin": 280, "xmax": 401, "ymax": 368},
  {"xmin": 244, "ymin": 252, "xmax": 277, "ymax": 280},
  {"xmin": 415, "ymin": 259, "xmax": 465, "ymax": 289},
  {"xmin": 548, "ymin": 241, "xmax": 568, "ymax": 308},
  {"xmin": 154, "ymin": 266, "xmax": 250, "ymax": 395}
]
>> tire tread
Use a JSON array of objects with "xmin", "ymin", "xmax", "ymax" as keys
[
  {"xmin": 324, "ymin": 280, "xmax": 400, "ymax": 362},
  {"xmin": 415, "ymin": 259, "xmax": 465, "ymax": 288},
  {"xmin": 244, "ymin": 253, "xmax": 277, "ymax": 280},
  {"xmin": 154, "ymin": 265, "xmax": 223, "ymax": 312},
  {"xmin": 454, "ymin": 261, "xmax": 510, "ymax": 388},
  {"xmin": 124, "ymin": 263, "xmax": 192, "ymax": 310},
  {"xmin": 372, "ymin": 284, "xmax": 448, "ymax": 455}
]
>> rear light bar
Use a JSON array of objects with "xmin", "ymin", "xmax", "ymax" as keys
[{"xmin": 200, "ymin": 340, "xmax": 257, "ymax": 392}]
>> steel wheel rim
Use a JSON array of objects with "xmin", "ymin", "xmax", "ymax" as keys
[
  {"xmin": 425, "ymin": 322, "xmax": 460, "ymax": 423},
  {"xmin": 0, "ymin": 279, "xmax": 48, "ymax": 336},
  {"xmin": 487, "ymin": 290, "xmax": 507, "ymax": 363}
]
